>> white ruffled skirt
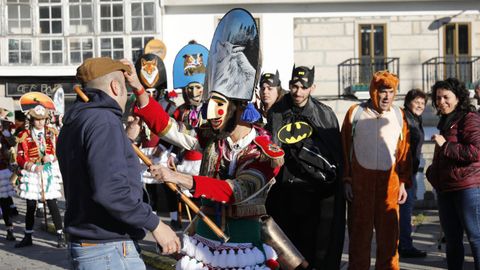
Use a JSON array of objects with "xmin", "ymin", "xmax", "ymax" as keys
[{"xmin": 18, "ymin": 161, "xmax": 63, "ymax": 200}]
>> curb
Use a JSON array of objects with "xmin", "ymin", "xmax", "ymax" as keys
[{"xmin": 47, "ymin": 223, "xmax": 177, "ymax": 270}]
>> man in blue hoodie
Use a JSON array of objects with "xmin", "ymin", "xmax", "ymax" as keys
[{"xmin": 56, "ymin": 57, "xmax": 180, "ymax": 270}]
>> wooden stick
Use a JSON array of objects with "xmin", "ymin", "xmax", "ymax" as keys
[
  {"xmin": 133, "ymin": 145, "xmax": 229, "ymax": 242},
  {"xmin": 74, "ymin": 85, "xmax": 89, "ymax": 102},
  {"xmin": 74, "ymin": 85, "xmax": 229, "ymax": 242}
]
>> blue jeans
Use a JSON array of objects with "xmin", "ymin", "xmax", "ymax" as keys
[
  {"xmin": 399, "ymin": 176, "xmax": 417, "ymax": 250},
  {"xmin": 438, "ymin": 187, "xmax": 480, "ymax": 270},
  {"xmin": 69, "ymin": 240, "xmax": 146, "ymax": 270}
]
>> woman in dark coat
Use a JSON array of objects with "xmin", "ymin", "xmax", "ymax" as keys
[
  {"xmin": 427, "ymin": 78, "xmax": 480, "ymax": 270},
  {"xmin": 399, "ymin": 89, "xmax": 427, "ymax": 258}
]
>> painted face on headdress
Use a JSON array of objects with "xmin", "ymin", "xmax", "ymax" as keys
[
  {"xmin": 185, "ymin": 82, "xmax": 204, "ymax": 106},
  {"xmin": 135, "ymin": 53, "xmax": 167, "ymax": 91},
  {"xmin": 206, "ymin": 92, "xmax": 231, "ymax": 131}
]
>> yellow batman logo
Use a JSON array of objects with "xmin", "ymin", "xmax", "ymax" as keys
[
  {"xmin": 298, "ymin": 71, "xmax": 305, "ymax": 75},
  {"xmin": 277, "ymin": 121, "xmax": 312, "ymax": 144}
]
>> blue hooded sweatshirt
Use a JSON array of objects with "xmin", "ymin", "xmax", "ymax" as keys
[{"xmin": 57, "ymin": 88, "xmax": 159, "ymax": 241}]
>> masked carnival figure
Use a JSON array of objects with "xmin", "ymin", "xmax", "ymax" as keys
[
  {"xmin": 133, "ymin": 9, "xmax": 303, "ymax": 270},
  {"xmin": 15, "ymin": 92, "xmax": 66, "ymax": 248},
  {"xmin": 135, "ymin": 53, "xmax": 183, "ymax": 228},
  {"xmin": 171, "ymin": 41, "xmax": 209, "ymax": 176}
]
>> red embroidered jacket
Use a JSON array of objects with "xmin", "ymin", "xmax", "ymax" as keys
[{"xmin": 16, "ymin": 128, "xmax": 57, "ymax": 168}]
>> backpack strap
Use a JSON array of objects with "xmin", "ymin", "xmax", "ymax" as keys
[
  {"xmin": 349, "ymin": 103, "xmax": 404, "ymax": 163},
  {"xmin": 349, "ymin": 102, "xmax": 367, "ymax": 163}
]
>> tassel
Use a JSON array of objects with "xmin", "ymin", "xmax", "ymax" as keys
[
  {"xmin": 226, "ymin": 249, "xmax": 237, "ymax": 268},
  {"xmin": 263, "ymin": 244, "xmax": 278, "ymax": 260},
  {"xmin": 241, "ymin": 102, "xmax": 261, "ymax": 123},
  {"xmin": 218, "ymin": 249, "xmax": 228, "ymax": 268},
  {"xmin": 168, "ymin": 90, "xmax": 178, "ymax": 98},
  {"xmin": 265, "ymin": 259, "xmax": 280, "ymax": 270},
  {"xmin": 252, "ymin": 247, "xmax": 265, "ymax": 265},
  {"xmin": 211, "ymin": 250, "xmax": 220, "ymax": 268}
]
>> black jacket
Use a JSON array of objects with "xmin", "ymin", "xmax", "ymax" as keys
[
  {"xmin": 266, "ymin": 94, "xmax": 343, "ymax": 196},
  {"xmin": 265, "ymin": 94, "xmax": 345, "ymax": 270},
  {"xmin": 404, "ymin": 108, "xmax": 425, "ymax": 173},
  {"xmin": 57, "ymin": 89, "xmax": 159, "ymax": 242}
]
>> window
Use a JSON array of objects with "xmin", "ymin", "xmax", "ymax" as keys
[
  {"xmin": 100, "ymin": 1, "xmax": 123, "ymax": 32},
  {"xmin": 100, "ymin": 37, "xmax": 124, "ymax": 59},
  {"xmin": 8, "ymin": 39, "xmax": 32, "ymax": 64},
  {"xmin": 132, "ymin": 36, "xmax": 154, "ymax": 63},
  {"xmin": 40, "ymin": 39, "xmax": 63, "ymax": 64},
  {"xmin": 69, "ymin": 0, "xmax": 93, "ymax": 34},
  {"xmin": 359, "ymin": 24, "xmax": 387, "ymax": 83},
  {"xmin": 39, "ymin": 2, "xmax": 62, "ymax": 34},
  {"xmin": 69, "ymin": 38, "xmax": 94, "ymax": 64},
  {"xmin": 7, "ymin": 0, "xmax": 32, "ymax": 34},
  {"xmin": 131, "ymin": 2, "xmax": 155, "ymax": 32},
  {"xmin": 444, "ymin": 23, "xmax": 472, "ymax": 85}
]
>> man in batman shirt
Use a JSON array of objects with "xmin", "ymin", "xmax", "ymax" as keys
[{"xmin": 265, "ymin": 65, "xmax": 345, "ymax": 269}]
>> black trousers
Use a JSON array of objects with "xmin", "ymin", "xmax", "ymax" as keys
[
  {"xmin": 0, "ymin": 197, "xmax": 14, "ymax": 227},
  {"xmin": 25, "ymin": 199, "xmax": 62, "ymax": 232}
]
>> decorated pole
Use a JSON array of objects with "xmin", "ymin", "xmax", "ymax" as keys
[{"xmin": 73, "ymin": 85, "xmax": 229, "ymax": 243}]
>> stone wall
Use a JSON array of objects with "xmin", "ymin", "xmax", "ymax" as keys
[{"xmin": 294, "ymin": 13, "xmax": 480, "ymax": 97}]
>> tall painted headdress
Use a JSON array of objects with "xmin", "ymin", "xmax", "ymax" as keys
[
  {"xmin": 144, "ymin": 39, "xmax": 167, "ymax": 60},
  {"xmin": 19, "ymin": 92, "xmax": 55, "ymax": 120},
  {"xmin": 173, "ymin": 42, "xmax": 209, "ymax": 89},
  {"xmin": 135, "ymin": 53, "xmax": 167, "ymax": 91},
  {"xmin": 204, "ymin": 8, "xmax": 261, "ymax": 102}
]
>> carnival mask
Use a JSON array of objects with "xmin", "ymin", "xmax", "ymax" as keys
[
  {"xmin": 207, "ymin": 92, "xmax": 230, "ymax": 131},
  {"xmin": 186, "ymin": 82, "xmax": 204, "ymax": 106}
]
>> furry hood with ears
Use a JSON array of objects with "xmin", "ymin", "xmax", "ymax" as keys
[{"xmin": 370, "ymin": 70, "xmax": 399, "ymax": 111}]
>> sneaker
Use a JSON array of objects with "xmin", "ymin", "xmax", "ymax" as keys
[
  {"xmin": 399, "ymin": 247, "xmax": 427, "ymax": 258},
  {"xmin": 14, "ymin": 234, "xmax": 32, "ymax": 248},
  {"xmin": 6, "ymin": 229, "xmax": 15, "ymax": 241}
]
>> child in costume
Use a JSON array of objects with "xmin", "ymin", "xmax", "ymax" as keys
[{"xmin": 15, "ymin": 92, "xmax": 65, "ymax": 248}]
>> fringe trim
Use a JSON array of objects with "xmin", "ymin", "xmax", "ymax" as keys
[{"xmin": 176, "ymin": 234, "xmax": 277, "ymax": 270}]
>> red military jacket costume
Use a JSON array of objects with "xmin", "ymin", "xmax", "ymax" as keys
[{"xmin": 16, "ymin": 128, "xmax": 57, "ymax": 168}]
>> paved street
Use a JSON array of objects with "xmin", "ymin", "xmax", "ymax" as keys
[
  {"xmin": 0, "ymin": 198, "xmax": 160, "ymax": 270},
  {"xmin": 0, "ymin": 197, "xmax": 476, "ymax": 270}
]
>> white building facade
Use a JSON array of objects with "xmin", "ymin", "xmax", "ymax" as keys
[{"xmin": 0, "ymin": 0, "xmax": 479, "ymax": 103}]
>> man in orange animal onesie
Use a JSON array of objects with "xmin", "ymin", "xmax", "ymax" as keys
[{"xmin": 341, "ymin": 70, "xmax": 412, "ymax": 270}]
